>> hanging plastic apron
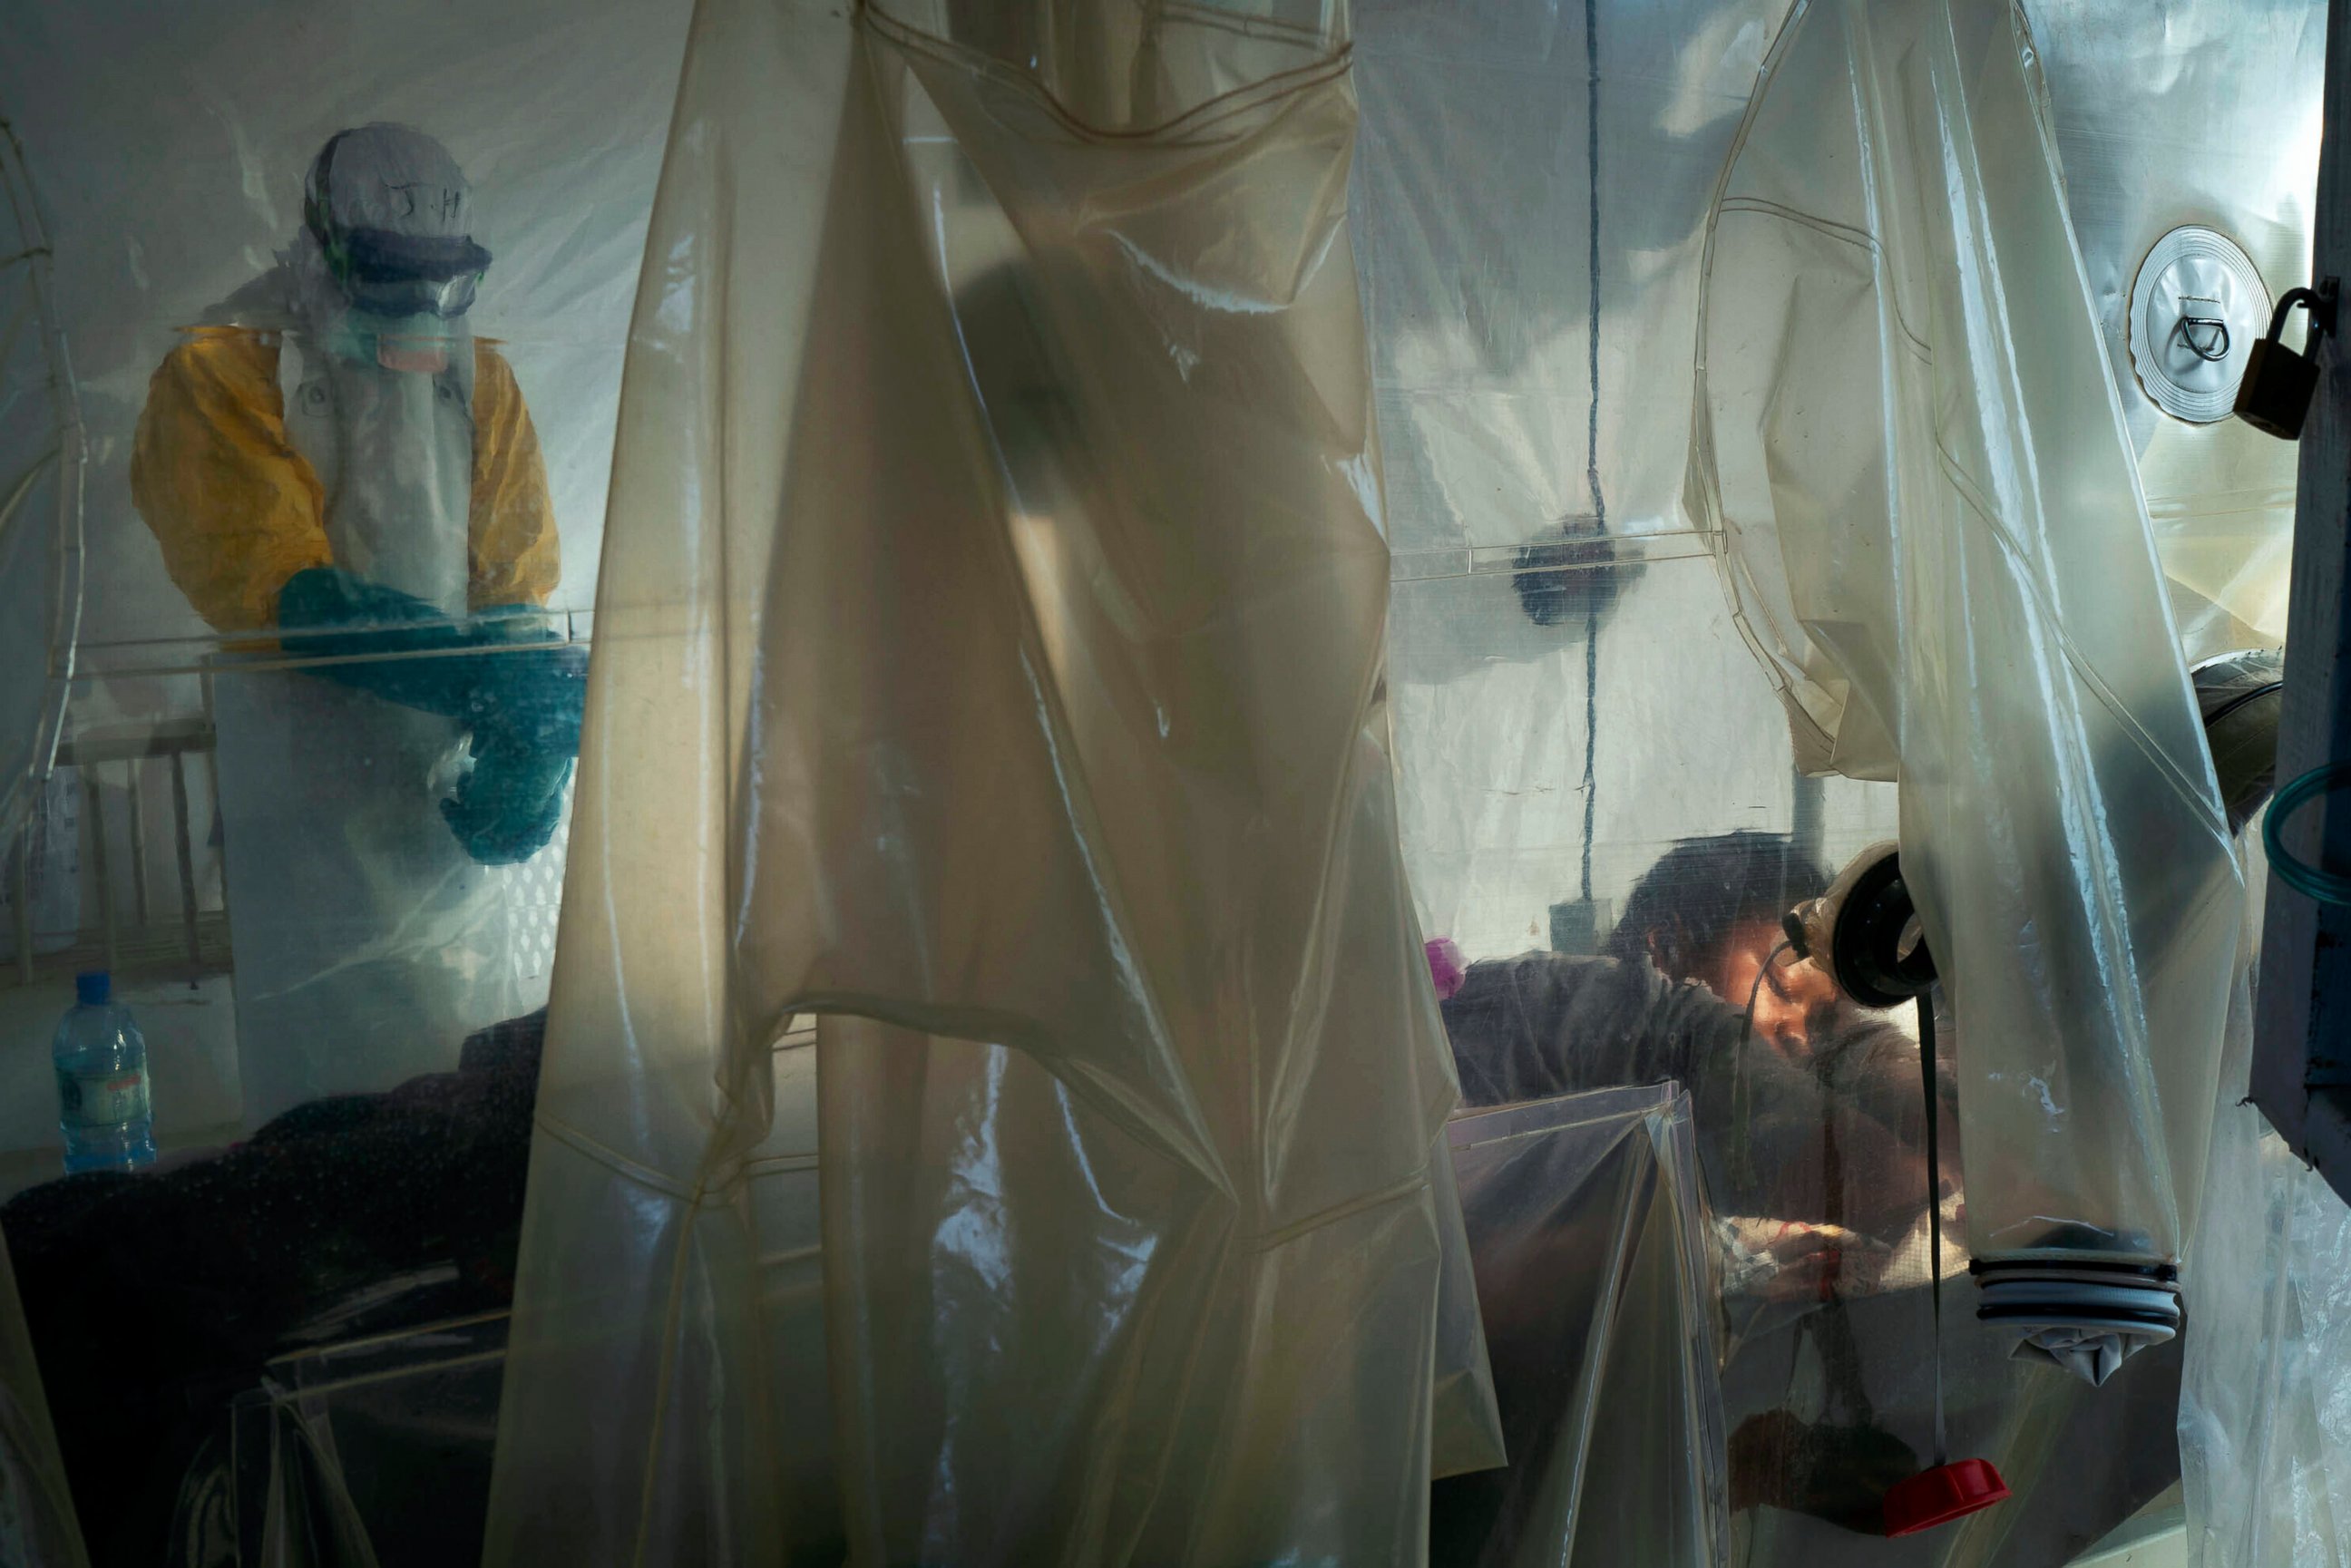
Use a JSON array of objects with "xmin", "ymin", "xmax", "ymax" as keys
[{"xmin": 211, "ymin": 320, "xmax": 550, "ymax": 1125}]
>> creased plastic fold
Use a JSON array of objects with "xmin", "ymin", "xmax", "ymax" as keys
[
  {"xmin": 1690, "ymin": 0, "xmax": 2242, "ymax": 1298},
  {"xmin": 1434, "ymin": 1085, "xmax": 1724, "ymax": 1568},
  {"xmin": 484, "ymin": 1, "xmax": 1494, "ymax": 1562},
  {"xmin": 2180, "ymin": 830, "xmax": 2351, "ymax": 1567}
]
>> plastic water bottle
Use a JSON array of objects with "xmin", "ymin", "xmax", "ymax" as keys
[{"xmin": 53, "ymin": 972, "xmax": 156, "ymax": 1174}]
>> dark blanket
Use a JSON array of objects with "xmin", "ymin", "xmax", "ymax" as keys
[{"xmin": 2, "ymin": 1009, "xmax": 544, "ymax": 1567}]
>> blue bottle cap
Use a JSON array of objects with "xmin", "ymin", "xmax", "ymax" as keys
[{"xmin": 73, "ymin": 972, "xmax": 110, "ymax": 1006}]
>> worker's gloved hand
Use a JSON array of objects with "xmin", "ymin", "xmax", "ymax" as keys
[
  {"xmin": 277, "ymin": 567, "xmax": 448, "ymax": 635},
  {"xmin": 278, "ymin": 571, "xmax": 585, "ymax": 750},
  {"xmin": 442, "ymin": 642, "xmax": 584, "ymax": 864},
  {"xmin": 279, "ymin": 570, "xmax": 586, "ymax": 865},
  {"xmin": 454, "ymin": 636, "xmax": 589, "ymax": 759},
  {"xmin": 440, "ymin": 736, "xmax": 572, "ymax": 865},
  {"xmin": 277, "ymin": 567, "xmax": 485, "ymax": 716}
]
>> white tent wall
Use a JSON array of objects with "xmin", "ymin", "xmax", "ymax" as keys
[
  {"xmin": 0, "ymin": 0, "xmax": 692, "ymax": 657},
  {"xmin": 1356, "ymin": 0, "xmax": 1904, "ymax": 968},
  {"xmin": 1355, "ymin": 0, "xmax": 1790, "ymax": 556}
]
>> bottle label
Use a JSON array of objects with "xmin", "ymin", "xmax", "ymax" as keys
[{"xmin": 57, "ymin": 1067, "xmax": 150, "ymax": 1130}]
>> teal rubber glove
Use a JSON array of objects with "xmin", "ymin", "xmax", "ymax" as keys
[
  {"xmin": 439, "ymin": 738, "xmax": 574, "ymax": 866},
  {"xmin": 278, "ymin": 568, "xmax": 509, "ymax": 716},
  {"xmin": 278, "ymin": 569, "xmax": 588, "ymax": 864},
  {"xmin": 442, "ymin": 737, "xmax": 573, "ymax": 870},
  {"xmin": 455, "ymin": 638, "xmax": 588, "ymax": 757},
  {"xmin": 278, "ymin": 567, "xmax": 583, "ymax": 746},
  {"xmin": 440, "ymin": 650, "xmax": 587, "ymax": 863}
]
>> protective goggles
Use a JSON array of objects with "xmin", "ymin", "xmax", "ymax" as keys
[{"xmin": 316, "ymin": 222, "xmax": 492, "ymax": 319}]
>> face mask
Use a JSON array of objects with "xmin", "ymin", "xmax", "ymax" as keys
[
  {"xmin": 327, "ymin": 307, "xmax": 465, "ymax": 375},
  {"xmin": 307, "ymin": 222, "xmax": 485, "ymax": 374}
]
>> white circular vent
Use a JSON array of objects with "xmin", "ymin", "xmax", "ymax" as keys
[{"xmin": 2129, "ymin": 225, "xmax": 2271, "ymax": 424}]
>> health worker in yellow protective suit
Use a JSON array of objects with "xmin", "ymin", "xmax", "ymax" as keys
[{"xmin": 130, "ymin": 123, "xmax": 583, "ymax": 1121}]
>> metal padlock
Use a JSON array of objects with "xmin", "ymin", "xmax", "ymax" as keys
[{"xmin": 2235, "ymin": 279, "xmax": 2338, "ymax": 439}]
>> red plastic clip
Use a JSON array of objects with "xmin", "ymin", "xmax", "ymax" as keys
[{"xmin": 1882, "ymin": 1458, "xmax": 2011, "ymax": 1537}]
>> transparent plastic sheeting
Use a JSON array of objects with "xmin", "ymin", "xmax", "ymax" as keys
[
  {"xmin": 2184, "ymin": 1108, "xmax": 2351, "ymax": 1566},
  {"xmin": 2035, "ymin": 0, "xmax": 2323, "ymax": 662},
  {"xmin": 1351, "ymin": 0, "xmax": 1907, "ymax": 971},
  {"xmin": 0, "ymin": 124, "xmax": 83, "ymax": 855},
  {"xmin": 0, "ymin": 137, "xmax": 91, "ymax": 1568},
  {"xmin": 209, "ymin": 663, "xmax": 576, "ymax": 1121},
  {"xmin": 1714, "ymin": 1226, "xmax": 2188, "ymax": 1567},
  {"xmin": 1353, "ymin": 0, "xmax": 2307, "ymax": 967},
  {"xmin": 2180, "ymin": 835, "xmax": 2351, "ymax": 1567},
  {"xmin": 1351, "ymin": 0, "xmax": 1793, "ymax": 561},
  {"xmin": 1429, "ymin": 962, "xmax": 2190, "ymax": 1566},
  {"xmin": 1435, "ymin": 1086, "xmax": 1724, "ymax": 1568},
  {"xmin": 1692, "ymin": 0, "xmax": 2242, "ymax": 1275},
  {"xmin": 484, "ymin": 0, "xmax": 1496, "ymax": 1563},
  {"xmin": 196, "ymin": 1310, "xmax": 509, "ymax": 1563}
]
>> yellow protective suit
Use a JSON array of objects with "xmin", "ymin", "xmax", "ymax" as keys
[
  {"xmin": 129, "ymin": 326, "xmax": 560, "ymax": 631},
  {"xmin": 131, "ymin": 323, "xmax": 569, "ymax": 1121}
]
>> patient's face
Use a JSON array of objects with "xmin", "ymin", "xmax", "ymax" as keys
[{"xmin": 1707, "ymin": 918, "xmax": 1837, "ymax": 1059}]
